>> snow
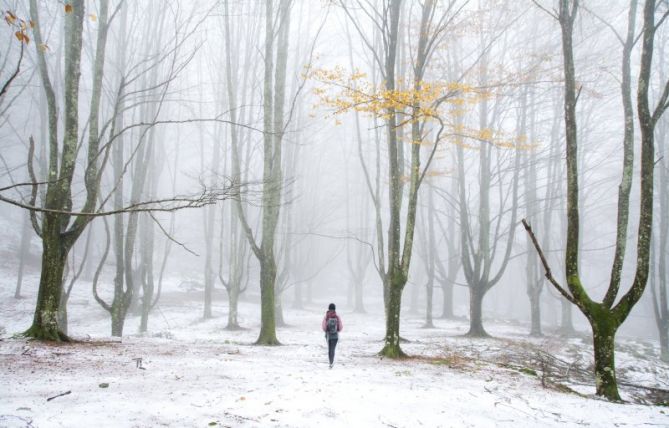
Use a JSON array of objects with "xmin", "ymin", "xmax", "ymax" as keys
[{"xmin": 1, "ymin": 276, "xmax": 669, "ymax": 427}]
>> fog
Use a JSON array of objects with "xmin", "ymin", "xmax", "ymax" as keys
[{"xmin": 1, "ymin": 0, "xmax": 668, "ymax": 409}]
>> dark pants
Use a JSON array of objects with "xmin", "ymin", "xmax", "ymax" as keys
[{"xmin": 328, "ymin": 338, "xmax": 338, "ymax": 365}]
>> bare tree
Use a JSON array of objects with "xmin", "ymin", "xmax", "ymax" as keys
[
  {"xmin": 525, "ymin": 0, "xmax": 669, "ymax": 400},
  {"xmin": 335, "ymin": 0, "xmax": 463, "ymax": 357}
]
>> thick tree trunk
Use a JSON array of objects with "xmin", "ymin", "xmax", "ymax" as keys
[
  {"xmin": 256, "ymin": 259, "xmax": 279, "ymax": 345},
  {"xmin": 466, "ymin": 285, "xmax": 489, "ymax": 337},
  {"xmin": 591, "ymin": 319, "xmax": 620, "ymax": 401},
  {"xmin": 347, "ymin": 280, "xmax": 354, "ymax": 307},
  {"xmin": 24, "ymin": 220, "xmax": 69, "ymax": 340},
  {"xmin": 139, "ymin": 206, "xmax": 155, "ymax": 333},
  {"xmin": 380, "ymin": 279, "xmax": 405, "ymax": 358}
]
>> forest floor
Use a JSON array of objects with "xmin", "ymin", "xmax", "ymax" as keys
[{"xmin": 1, "ymin": 275, "xmax": 669, "ymax": 427}]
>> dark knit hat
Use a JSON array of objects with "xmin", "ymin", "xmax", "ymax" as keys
[{"xmin": 328, "ymin": 303, "xmax": 336, "ymax": 311}]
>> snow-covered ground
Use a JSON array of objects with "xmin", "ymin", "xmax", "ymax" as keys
[{"xmin": 1, "ymin": 274, "xmax": 668, "ymax": 428}]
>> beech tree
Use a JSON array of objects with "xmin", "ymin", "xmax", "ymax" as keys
[
  {"xmin": 453, "ymin": 5, "xmax": 523, "ymax": 337},
  {"xmin": 22, "ymin": 0, "xmax": 111, "ymax": 340},
  {"xmin": 525, "ymin": 0, "xmax": 669, "ymax": 400},
  {"xmin": 0, "ymin": 1, "xmax": 236, "ymax": 341},
  {"xmin": 650, "ymin": 24, "xmax": 669, "ymax": 362},
  {"xmin": 228, "ymin": 0, "xmax": 293, "ymax": 345},
  {"xmin": 319, "ymin": 0, "xmax": 466, "ymax": 356}
]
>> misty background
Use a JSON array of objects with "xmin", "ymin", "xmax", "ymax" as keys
[{"xmin": 0, "ymin": 0, "xmax": 667, "ymax": 348}]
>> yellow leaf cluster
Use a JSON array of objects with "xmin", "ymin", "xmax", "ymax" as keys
[
  {"xmin": 4, "ymin": 11, "xmax": 17, "ymax": 25},
  {"xmin": 4, "ymin": 10, "xmax": 32, "ymax": 45},
  {"xmin": 4, "ymin": 10, "xmax": 34, "ymax": 44},
  {"xmin": 451, "ymin": 123, "xmax": 539, "ymax": 150},
  {"xmin": 15, "ymin": 30, "xmax": 29, "ymax": 44},
  {"xmin": 309, "ymin": 67, "xmax": 480, "ymax": 125}
]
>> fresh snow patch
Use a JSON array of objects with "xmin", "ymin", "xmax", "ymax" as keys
[{"xmin": 1, "ymin": 275, "xmax": 668, "ymax": 427}]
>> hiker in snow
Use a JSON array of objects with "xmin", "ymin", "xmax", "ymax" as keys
[{"xmin": 322, "ymin": 303, "xmax": 343, "ymax": 368}]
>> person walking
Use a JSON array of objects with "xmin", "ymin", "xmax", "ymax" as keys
[{"xmin": 322, "ymin": 303, "xmax": 343, "ymax": 368}]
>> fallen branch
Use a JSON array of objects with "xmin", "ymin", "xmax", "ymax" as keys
[{"xmin": 46, "ymin": 390, "xmax": 71, "ymax": 402}]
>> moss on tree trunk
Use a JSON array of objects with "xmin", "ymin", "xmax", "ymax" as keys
[
  {"xmin": 24, "ymin": 221, "xmax": 69, "ymax": 341},
  {"xmin": 591, "ymin": 317, "xmax": 621, "ymax": 401},
  {"xmin": 256, "ymin": 259, "xmax": 280, "ymax": 345},
  {"xmin": 380, "ymin": 280, "xmax": 406, "ymax": 358}
]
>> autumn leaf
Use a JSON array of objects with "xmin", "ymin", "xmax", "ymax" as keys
[
  {"xmin": 89, "ymin": 14, "xmax": 97, "ymax": 22},
  {"xmin": 64, "ymin": 4, "xmax": 73, "ymax": 14},
  {"xmin": 15, "ymin": 31, "xmax": 30, "ymax": 44},
  {"xmin": 5, "ymin": 11, "xmax": 17, "ymax": 25}
]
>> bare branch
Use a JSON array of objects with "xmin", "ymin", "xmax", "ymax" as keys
[
  {"xmin": 521, "ymin": 218, "xmax": 577, "ymax": 305},
  {"xmin": 27, "ymin": 136, "xmax": 42, "ymax": 237},
  {"xmin": 532, "ymin": 0, "xmax": 559, "ymax": 20},
  {"xmin": 148, "ymin": 212, "xmax": 199, "ymax": 257},
  {"xmin": 0, "ymin": 184, "xmax": 242, "ymax": 218},
  {"xmin": 0, "ymin": 41, "xmax": 23, "ymax": 102}
]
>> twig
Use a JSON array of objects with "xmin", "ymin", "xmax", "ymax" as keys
[
  {"xmin": 149, "ymin": 212, "xmax": 199, "ymax": 256},
  {"xmin": 46, "ymin": 390, "xmax": 71, "ymax": 401}
]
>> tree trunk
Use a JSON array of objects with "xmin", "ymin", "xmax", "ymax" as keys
[
  {"xmin": 380, "ymin": 279, "xmax": 405, "ymax": 358},
  {"xmin": 659, "ymin": 324, "xmax": 669, "ymax": 362},
  {"xmin": 256, "ymin": 258, "xmax": 279, "ymax": 345},
  {"xmin": 559, "ymin": 297, "xmax": 575, "ymax": 335},
  {"xmin": 15, "ymin": 212, "xmax": 31, "ymax": 299},
  {"xmin": 409, "ymin": 281, "xmax": 420, "ymax": 314},
  {"xmin": 353, "ymin": 279, "xmax": 365, "ymax": 313},
  {"xmin": 139, "ymin": 207, "xmax": 155, "ymax": 333},
  {"xmin": 423, "ymin": 278, "xmax": 434, "ymax": 328},
  {"xmin": 24, "ymin": 220, "xmax": 69, "ymax": 340},
  {"xmin": 529, "ymin": 286, "xmax": 542, "ymax": 336},
  {"xmin": 111, "ymin": 304, "xmax": 126, "ymax": 337},
  {"xmin": 591, "ymin": 319, "xmax": 620, "ymax": 401},
  {"xmin": 226, "ymin": 285, "xmax": 241, "ymax": 330},
  {"xmin": 466, "ymin": 285, "xmax": 489, "ymax": 337},
  {"xmin": 440, "ymin": 282, "xmax": 454, "ymax": 319}
]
